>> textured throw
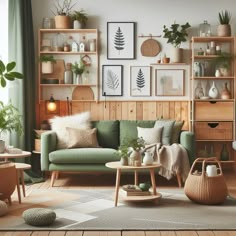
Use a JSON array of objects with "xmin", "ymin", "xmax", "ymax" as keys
[{"xmin": 144, "ymin": 143, "xmax": 190, "ymax": 182}]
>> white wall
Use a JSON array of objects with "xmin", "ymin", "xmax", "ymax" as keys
[{"xmin": 31, "ymin": 0, "xmax": 236, "ymax": 101}]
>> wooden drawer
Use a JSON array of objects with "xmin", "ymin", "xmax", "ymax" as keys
[
  {"xmin": 194, "ymin": 101, "xmax": 234, "ymax": 121},
  {"xmin": 194, "ymin": 122, "xmax": 233, "ymax": 140}
]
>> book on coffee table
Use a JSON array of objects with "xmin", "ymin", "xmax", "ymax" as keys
[{"xmin": 121, "ymin": 185, "xmax": 151, "ymax": 196}]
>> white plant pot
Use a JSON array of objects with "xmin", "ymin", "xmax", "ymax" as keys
[
  {"xmin": 42, "ymin": 62, "xmax": 53, "ymax": 74},
  {"xmin": 171, "ymin": 47, "xmax": 183, "ymax": 63},
  {"xmin": 73, "ymin": 20, "xmax": 82, "ymax": 29},
  {"xmin": 0, "ymin": 140, "xmax": 5, "ymax": 153}
]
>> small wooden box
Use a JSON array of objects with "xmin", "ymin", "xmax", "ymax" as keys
[
  {"xmin": 194, "ymin": 101, "xmax": 234, "ymax": 121},
  {"xmin": 194, "ymin": 122, "xmax": 233, "ymax": 140}
]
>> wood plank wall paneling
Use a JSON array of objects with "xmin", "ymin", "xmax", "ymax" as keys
[{"xmin": 37, "ymin": 101, "xmax": 190, "ymax": 130}]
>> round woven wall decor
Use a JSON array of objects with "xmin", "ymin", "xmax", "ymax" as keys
[{"xmin": 141, "ymin": 39, "xmax": 161, "ymax": 57}]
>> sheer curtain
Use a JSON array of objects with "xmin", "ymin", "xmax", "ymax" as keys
[{"xmin": 8, "ymin": 0, "xmax": 36, "ymax": 152}]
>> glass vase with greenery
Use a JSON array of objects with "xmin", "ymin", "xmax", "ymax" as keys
[{"xmin": 71, "ymin": 59, "xmax": 85, "ymax": 84}]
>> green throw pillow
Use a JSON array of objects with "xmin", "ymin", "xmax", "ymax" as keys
[
  {"xmin": 119, "ymin": 120, "xmax": 155, "ymax": 147},
  {"xmin": 92, "ymin": 120, "xmax": 119, "ymax": 149},
  {"xmin": 171, "ymin": 120, "xmax": 184, "ymax": 144},
  {"xmin": 154, "ymin": 119, "xmax": 175, "ymax": 145}
]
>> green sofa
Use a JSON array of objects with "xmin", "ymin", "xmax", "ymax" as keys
[{"xmin": 41, "ymin": 120, "xmax": 195, "ymax": 186}]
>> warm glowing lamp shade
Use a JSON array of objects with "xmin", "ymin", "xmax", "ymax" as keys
[{"xmin": 47, "ymin": 95, "xmax": 57, "ymax": 112}]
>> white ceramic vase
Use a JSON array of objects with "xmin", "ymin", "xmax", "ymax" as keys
[
  {"xmin": 208, "ymin": 81, "xmax": 219, "ymax": 99},
  {"xmin": 171, "ymin": 47, "xmax": 183, "ymax": 63},
  {"xmin": 143, "ymin": 152, "xmax": 154, "ymax": 165}
]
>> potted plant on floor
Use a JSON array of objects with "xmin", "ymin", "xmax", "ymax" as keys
[
  {"xmin": 39, "ymin": 55, "xmax": 56, "ymax": 74},
  {"xmin": 163, "ymin": 21, "xmax": 191, "ymax": 63},
  {"xmin": 217, "ymin": 10, "xmax": 232, "ymax": 37},
  {"xmin": 70, "ymin": 10, "xmax": 88, "ymax": 29},
  {"xmin": 0, "ymin": 60, "xmax": 24, "ymax": 153},
  {"xmin": 52, "ymin": 0, "xmax": 77, "ymax": 29}
]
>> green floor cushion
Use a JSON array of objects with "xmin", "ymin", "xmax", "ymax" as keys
[
  {"xmin": 22, "ymin": 208, "xmax": 56, "ymax": 226},
  {"xmin": 0, "ymin": 200, "xmax": 8, "ymax": 217}
]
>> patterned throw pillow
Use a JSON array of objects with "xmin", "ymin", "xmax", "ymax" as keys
[
  {"xmin": 66, "ymin": 127, "xmax": 99, "ymax": 148},
  {"xmin": 137, "ymin": 126, "xmax": 163, "ymax": 145}
]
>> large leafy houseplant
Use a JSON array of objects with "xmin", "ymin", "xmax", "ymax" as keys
[
  {"xmin": 163, "ymin": 22, "xmax": 191, "ymax": 48},
  {"xmin": 0, "ymin": 60, "xmax": 24, "ymax": 152}
]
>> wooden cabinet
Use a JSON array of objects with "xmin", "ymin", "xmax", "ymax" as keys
[
  {"xmin": 37, "ymin": 29, "xmax": 99, "ymax": 104},
  {"xmin": 191, "ymin": 37, "xmax": 235, "ymax": 161}
]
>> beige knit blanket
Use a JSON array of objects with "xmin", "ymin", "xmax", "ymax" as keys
[{"xmin": 144, "ymin": 143, "xmax": 190, "ymax": 182}]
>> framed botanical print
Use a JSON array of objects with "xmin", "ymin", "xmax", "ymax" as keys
[
  {"xmin": 107, "ymin": 22, "xmax": 135, "ymax": 60},
  {"xmin": 155, "ymin": 69, "xmax": 185, "ymax": 96},
  {"xmin": 130, "ymin": 66, "xmax": 151, "ymax": 96},
  {"xmin": 102, "ymin": 65, "xmax": 123, "ymax": 96}
]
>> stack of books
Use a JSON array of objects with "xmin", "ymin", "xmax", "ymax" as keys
[{"xmin": 121, "ymin": 184, "xmax": 151, "ymax": 196}]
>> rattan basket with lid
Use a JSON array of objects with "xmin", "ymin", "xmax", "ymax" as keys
[{"xmin": 184, "ymin": 158, "xmax": 228, "ymax": 205}]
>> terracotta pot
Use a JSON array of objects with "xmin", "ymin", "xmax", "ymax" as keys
[
  {"xmin": 162, "ymin": 57, "xmax": 170, "ymax": 64},
  {"xmin": 217, "ymin": 24, "xmax": 231, "ymax": 37},
  {"xmin": 55, "ymin": 15, "xmax": 71, "ymax": 29}
]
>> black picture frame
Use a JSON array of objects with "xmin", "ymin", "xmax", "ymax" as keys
[
  {"xmin": 102, "ymin": 65, "xmax": 123, "ymax": 96},
  {"xmin": 107, "ymin": 22, "xmax": 135, "ymax": 60}
]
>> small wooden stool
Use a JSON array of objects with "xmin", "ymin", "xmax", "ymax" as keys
[{"xmin": 15, "ymin": 163, "xmax": 31, "ymax": 204}]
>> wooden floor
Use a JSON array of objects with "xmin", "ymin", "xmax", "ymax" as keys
[{"xmin": 0, "ymin": 172, "xmax": 236, "ymax": 236}]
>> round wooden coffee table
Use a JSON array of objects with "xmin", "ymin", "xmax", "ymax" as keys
[{"xmin": 105, "ymin": 161, "xmax": 162, "ymax": 206}]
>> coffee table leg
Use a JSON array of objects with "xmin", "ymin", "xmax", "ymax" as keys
[
  {"xmin": 115, "ymin": 169, "xmax": 121, "ymax": 207},
  {"xmin": 150, "ymin": 169, "xmax": 157, "ymax": 195},
  {"xmin": 20, "ymin": 170, "xmax": 26, "ymax": 197},
  {"xmin": 134, "ymin": 170, "xmax": 138, "ymax": 186}
]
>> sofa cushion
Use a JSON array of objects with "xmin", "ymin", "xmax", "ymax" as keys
[
  {"xmin": 50, "ymin": 112, "xmax": 91, "ymax": 149},
  {"xmin": 171, "ymin": 120, "xmax": 184, "ymax": 144},
  {"xmin": 137, "ymin": 126, "xmax": 163, "ymax": 144},
  {"xmin": 49, "ymin": 148, "xmax": 119, "ymax": 164},
  {"xmin": 92, "ymin": 120, "xmax": 119, "ymax": 149},
  {"xmin": 66, "ymin": 127, "xmax": 99, "ymax": 148},
  {"xmin": 154, "ymin": 119, "xmax": 175, "ymax": 145},
  {"xmin": 120, "ymin": 120, "xmax": 155, "ymax": 147}
]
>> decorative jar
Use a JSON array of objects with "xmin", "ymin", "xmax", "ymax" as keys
[{"xmin": 199, "ymin": 20, "xmax": 211, "ymax": 37}]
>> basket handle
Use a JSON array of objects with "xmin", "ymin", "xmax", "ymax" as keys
[{"xmin": 190, "ymin": 157, "xmax": 223, "ymax": 176}]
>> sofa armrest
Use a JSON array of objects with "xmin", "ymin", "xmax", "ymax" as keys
[
  {"xmin": 41, "ymin": 131, "xmax": 57, "ymax": 171},
  {"xmin": 180, "ymin": 131, "xmax": 196, "ymax": 165}
]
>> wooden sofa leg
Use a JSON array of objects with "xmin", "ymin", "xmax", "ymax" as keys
[
  {"xmin": 176, "ymin": 172, "xmax": 182, "ymax": 188},
  {"xmin": 50, "ymin": 171, "xmax": 58, "ymax": 187}
]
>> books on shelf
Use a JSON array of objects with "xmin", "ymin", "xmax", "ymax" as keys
[{"xmin": 121, "ymin": 185, "xmax": 151, "ymax": 196}]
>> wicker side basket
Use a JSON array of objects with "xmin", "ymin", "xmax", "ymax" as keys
[{"xmin": 184, "ymin": 158, "xmax": 228, "ymax": 205}]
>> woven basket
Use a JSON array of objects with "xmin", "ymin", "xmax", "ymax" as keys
[{"xmin": 184, "ymin": 158, "xmax": 228, "ymax": 205}]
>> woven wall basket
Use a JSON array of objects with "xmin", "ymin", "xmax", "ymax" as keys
[{"xmin": 184, "ymin": 158, "xmax": 228, "ymax": 205}]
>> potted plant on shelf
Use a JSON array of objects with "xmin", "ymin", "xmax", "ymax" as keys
[
  {"xmin": 71, "ymin": 59, "xmax": 85, "ymax": 84},
  {"xmin": 0, "ymin": 60, "xmax": 24, "ymax": 153},
  {"xmin": 52, "ymin": 0, "xmax": 77, "ymax": 29},
  {"xmin": 217, "ymin": 10, "xmax": 232, "ymax": 37},
  {"xmin": 39, "ymin": 55, "xmax": 56, "ymax": 74},
  {"xmin": 70, "ymin": 10, "xmax": 88, "ymax": 29},
  {"xmin": 163, "ymin": 21, "xmax": 191, "ymax": 63},
  {"xmin": 213, "ymin": 52, "xmax": 233, "ymax": 76}
]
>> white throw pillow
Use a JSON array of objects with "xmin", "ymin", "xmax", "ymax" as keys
[
  {"xmin": 50, "ymin": 111, "xmax": 91, "ymax": 149},
  {"xmin": 137, "ymin": 126, "xmax": 163, "ymax": 145}
]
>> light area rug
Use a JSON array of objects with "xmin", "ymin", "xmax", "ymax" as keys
[{"xmin": 1, "ymin": 187, "xmax": 236, "ymax": 230}]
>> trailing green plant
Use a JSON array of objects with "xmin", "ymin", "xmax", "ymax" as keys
[
  {"xmin": 213, "ymin": 52, "xmax": 233, "ymax": 69},
  {"xmin": 52, "ymin": 0, "xmax": 77, "ymax": 16},
  {"xmin": 71, "ymin": 59, "xmax": 85, "ymax": 75},
  {"xmin": 163, "ymin": 22, "xmax": 191, "ymax": 48},
  {"xmin": 0, "ymin": 101, "xmax": 23, "ymax": 137},
  {"xmin": 0, "ymin": 60, "xmax": 23, "ymax": 88},
  {"xmin": 218, "ymin": 10, "xmax": 232, "ymax": 24},
  {"xmin": 70, "ymin": 10, "xmax": 88, "ymax": 28},
  {"xmin": 39, "ymin": 55, "xmax": 57, "ymax": 63}
]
